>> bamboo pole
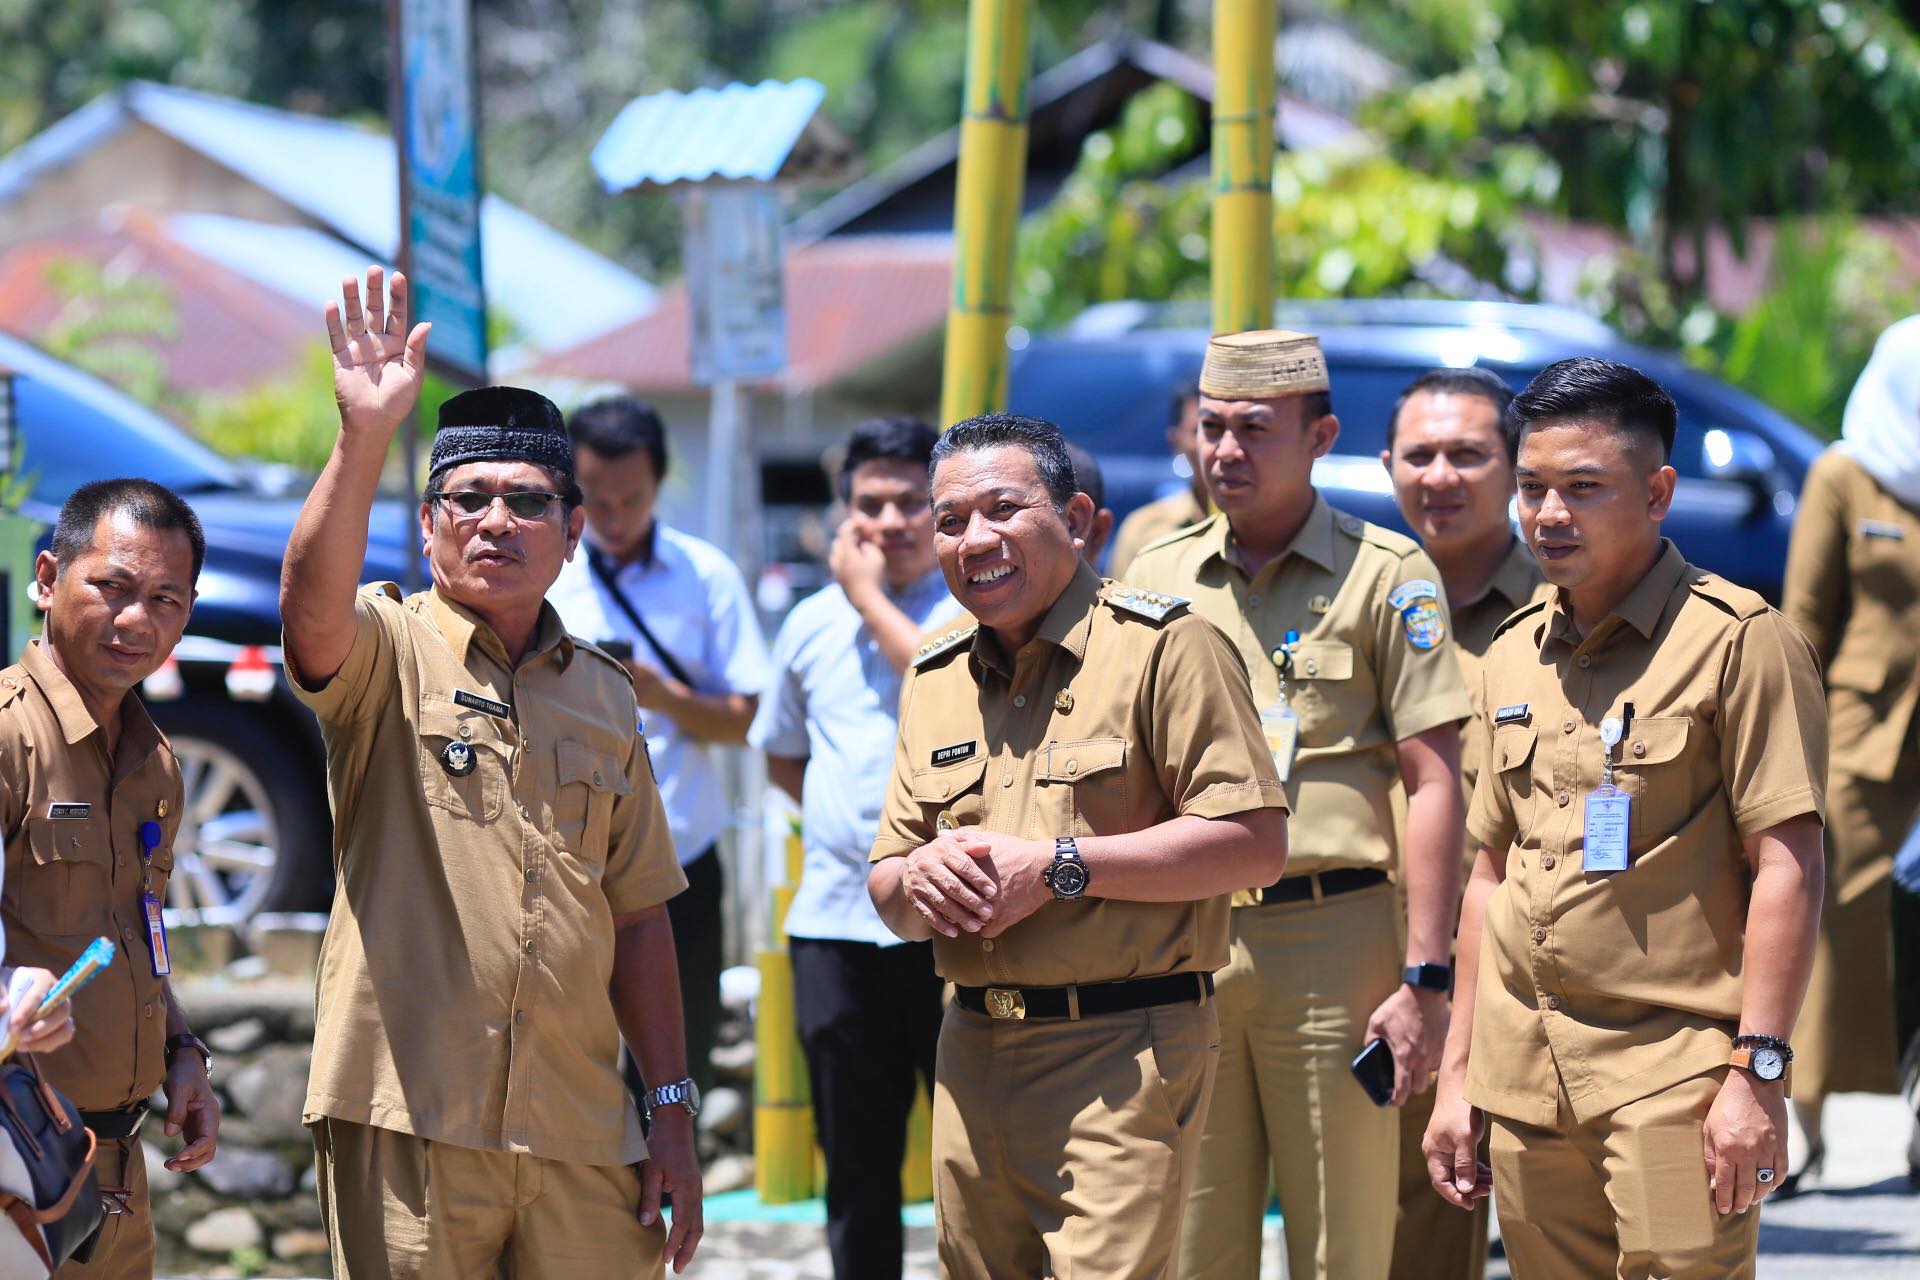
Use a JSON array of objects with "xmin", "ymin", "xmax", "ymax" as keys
[
  {"xmin": 1212, "ymin": 0, "xmax": 1276, "ymax": 335},
  {"xmin": 754, "ymin": 822, "xmax": 815, "ymax": 1202},
  {"xmin": 939, "ymin": 0, "xmax": 1032, "ymax": 428}
]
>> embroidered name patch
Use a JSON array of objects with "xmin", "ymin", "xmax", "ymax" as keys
[
  {"xmin": 453, "ymin": 689, "xmax": 512, "ymax": 718},
  {"xmin": 46, "ymin": 802, "xmax": 91, "ymax": 819},
  {"xmin": 1494, "ymin": 704, "xmax": 1531, "ymax": 726},
  {"xmin": 932, "ymin": 741, "xmax": 978, "ymax": 767}
]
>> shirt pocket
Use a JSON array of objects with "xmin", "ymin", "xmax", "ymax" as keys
[
  {"xmin": 1613, "ymin": 717, "xmax": 1691, "ymax": 847},
  {"xmin": 554, "ymin": 738, "xmax": 630, "ymax": 863},
  {"xmin": 1035, "ymin": 737, "xmax": 1129, "ymax": 837},
  {"xmin": 417, "ymin": 704, "xmax": 508, "ymax": 821},
  {"xmin": 25, "ymin": 814, "xmax": 113, "ymax": 934},
  {"xmin": 1288, "ymin": 640, "xmax": 1355, "ymax": 747},
  {"xmin": 1491, "ymin": 722, "xmax": 1539, "ymax": 838},
  {"xmin": 907, "ymin": 754, "xmax": 989, "ymax": 833}
]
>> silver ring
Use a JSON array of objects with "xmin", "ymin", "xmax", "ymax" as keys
[{"xmin": 1756, "ymin": 1167, "xmax": 1776, "ymax": 1184}]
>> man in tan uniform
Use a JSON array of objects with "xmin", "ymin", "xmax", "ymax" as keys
[
  {"xmin": 1, "ymin": 479, "xmax": 221, "ymax": 1280},
  {"xmin": 281, "ymin": 268, "xmax": 699, "ymax": 1277},
  {"xmin": 1109, "ymin": 384, "xmax": 1208, "ymax": 575},
  {"xmin": 1129, "ymin": 331, "xmax": 1471, "ymax": 1280},
  {"xmin": 868, "ymin": 412, "xmax": 1289, "ymax": 1279},
  {"xmin": 1379, "ymin": 367, "xmax": 1544, "ymax": 1280},
  {"xmin": 1426, "ymin": 357, "xmax": 1828, "ymax": 1277}
]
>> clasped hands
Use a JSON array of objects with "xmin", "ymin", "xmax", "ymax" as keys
[{"xmin": 901, "ymin": 828, "xmax": 1054, "ymax": 939}]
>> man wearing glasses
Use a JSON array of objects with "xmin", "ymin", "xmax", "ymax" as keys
[{"xmin": 280, "ymin": 268, "xmax": 701, "ymax": 1278}]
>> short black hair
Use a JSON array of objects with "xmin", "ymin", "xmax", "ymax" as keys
[
  {"xmin": 1386, "ymin": 367, "xmax": 1518, "ymax": 455},
  {"xmin": 52, "ymin": 479, "xmax": 205, "ymax": 583},
  {"xmin": 838, "ymin": 416, "xmax": 939, "ymax": 499},
  {"xmin": 932, "ymin": 413, "xmax": 1078, "ymax": 508},
  {"xmin": 1064, "ymin": 442, "xmax": 1106, "ymax": 510},
  {"xmin": 1510, "ymin": 358, "xmax": 1677, "ymax": 464},
  {"xmin": 568, "ymin": 396, "xmax": 669, "ymax": 480},
  {"xmin": 1169, "ymin": 382, "xmax": 1199, "ymax": 428}
]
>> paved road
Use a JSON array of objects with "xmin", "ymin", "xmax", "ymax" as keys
[{"xmin": 689, "ymin": 1092, "xmax": 1919, "ymax": 1279}]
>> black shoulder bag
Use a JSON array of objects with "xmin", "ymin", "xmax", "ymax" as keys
[
  {"xmin": 0, "ymin": 1053, "xmax": 102, "ymax": 1271},
  {"xmin": 585, "ymin": 548, "xmax": 696, "ymax": 688}
]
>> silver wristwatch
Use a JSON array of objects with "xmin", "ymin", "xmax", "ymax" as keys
[{"xmin": 643, "ymin": 1077, "xmax": 701, "ymax": 1119}]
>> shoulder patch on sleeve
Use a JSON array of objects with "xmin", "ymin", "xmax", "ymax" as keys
[
  {"xmin": 1686, "ymin": 572, "xmax": 1769, "ymax": 620},
  {"xmin": 912, "ymin": 626, "xmax": 977, "ymax": 668},
  {"xmin": 1491, "ymin": 599, "xmax": 1549, "ymax": 640},
  {"xmin": 1387, "ymin": 578, "xmax": 1441, "ymax": 612},
  {"xmin": 1106, "ymin": 586, "xmax": 1190, "ymax": 624}
]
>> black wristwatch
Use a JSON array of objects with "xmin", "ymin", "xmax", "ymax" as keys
[
  {"xmin": 1043, "ymin": 836, "xmax": 1090, "ymax": 901},
  {"xmin": 165, "ymin": 1033, "xmax": 214, "ymax": 1081},
  {"xmin": 1401, "ymin": 963, "xmax": 1452, "ymax": 994}
]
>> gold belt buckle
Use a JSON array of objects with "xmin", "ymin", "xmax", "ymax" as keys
[{"xmin": 984, "ymin": 987, "xmax": 1026, "ymax": 1020}]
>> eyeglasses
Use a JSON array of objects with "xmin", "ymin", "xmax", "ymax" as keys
[{"xmin": 431, "ymin": 490, "xmax": 565, "ymax": 520}]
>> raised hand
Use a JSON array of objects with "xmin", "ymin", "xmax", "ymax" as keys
[{"xmin": 325, "ymin": 265, "xmax": 431, "ymax": 438}]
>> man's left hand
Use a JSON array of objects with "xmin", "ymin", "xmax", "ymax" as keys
[
  {"xmin": 639, "ymin": 1109, "xmax": 703, "ymax": 1273},
  {"xmin": 963, "ymin": 833, "xmax": 1055, "ymax": 938},
  {"xmin": 624, "ymin": 657, "xmax": 671, "ymax": 711},
  {"xmin": 1364, "ymin": 984, "xmax": 1449, "ymax": 1107},
  {"xmin": 1704, "ymin": 1068, "xmax": 1785, "ymax": 1215},
  {"xmin": 161, "ymin": 1051, "xmax": 219, "ymax": 1172}
]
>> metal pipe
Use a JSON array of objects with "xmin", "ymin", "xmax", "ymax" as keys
[{"xmin": 1211, "ymin": 0, "xmax": 1277, "ymax": 335}]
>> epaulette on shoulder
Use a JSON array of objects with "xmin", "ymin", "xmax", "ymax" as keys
[
  {"xmin": 912, "ymin": 625, "xmax": 977, "ymax": 669},
  {"xmin": 1132, "ymin": 512, "xmax": 1219, "ymax": 562},
  {"xmin": 1106, "ymin": 585, "xmax": 1190, "ymax": 624},
  {"xmin": 0, "ymin": 669, "xmax": 28, "ymax": 712},
  {"xmin": 1335, "ymin": 512, "xmax": 1421, "ymax": 557},
  {"xmin": 365, "ymin": 581, "xmax": 405, "ymax": 604},
  {"xmin": 1491, "ymin": 598, "xmax": 1549, "ymax": 640},
  {"xmin": 1686, "ymin": 571, "xmax": 1768, "ymax": 620},
  {"xmin": 573, "ymin": 637, "xmax": 636, "ymax": 682}
]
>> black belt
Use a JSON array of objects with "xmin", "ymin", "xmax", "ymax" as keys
[
  {"xmin": 1257, "ymin": 867, "xmax": 1389, "ymax": 905},
  {"xmin": 79, "ymin": 1103, "xmax": 149, "ymax": 1141},
  {"xmin": 955, "ymin": 972, "xmax": 1213, "ymax": 1021}
]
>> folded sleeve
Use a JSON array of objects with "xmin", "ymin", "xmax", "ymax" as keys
[
  {"xmin": 1144, "ymin": 614, "xmax": 1289, "ymax": 820},
  {"xmin": 284, "ymin": 584, "xmax": 404, "ymax": 725},
  {"xmin": 1719, "ymin": 611, "xmax": 1828, "ymax": 838}
]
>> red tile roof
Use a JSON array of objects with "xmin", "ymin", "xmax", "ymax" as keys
[
  {"xmin": 0, "ymin": 207, "xmax": 315, "ymax": 396},
  {"xmin": 537, "ymin": 234, "xmax": 952, "ymax": 394}
]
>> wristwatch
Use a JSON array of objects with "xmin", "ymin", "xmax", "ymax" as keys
[
  {"xmin": 1402, "ymin": 963, "xmax": 1452, "ymax": 994},
  {"xmin": 643, "ymin": 1077, "xmax": 701, "ymax": 1119},
  {"xmin": 1729, "ymin": 1034, "xmax": 1793, "ymax": 1083},
  {"xmin": 1043, "ymin": 836, "xmax": 1090, "ymax": 901},
  {"xmin": 165, "ymin": 1033, "xmax": 214, "ymax": 1081}
]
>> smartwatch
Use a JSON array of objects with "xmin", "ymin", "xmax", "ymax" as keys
[
  {"xmin": 1044, "ymin": 836, "xmax": 1090, "ymax": 901},
  {"xmin": 1401, "ymin": 963, "xmax": 1452, "ymax": 994},
  {"xmin": 643, "ymin": 1077, "xmax": 701, "ymax": 1119}
]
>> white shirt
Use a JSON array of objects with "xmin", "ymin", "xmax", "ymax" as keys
[
  {"xmin": 752, "ymin": 570, "xmax": 957, "ymax": 945},
  {"xmin": 548, "ymin": 521, "xmax": 772, "ymax": 864}
]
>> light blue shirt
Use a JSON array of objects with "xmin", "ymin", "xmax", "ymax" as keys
[
  {"xmin": 752, "ymin": 570, "xmax": 957, "ymax": 945},
  {"xmin": 549, "ymin": 522, "xmax": 772, "ymax": 865}
]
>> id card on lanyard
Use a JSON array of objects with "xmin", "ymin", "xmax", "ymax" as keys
[
  {"xmin": 1583, "ymin": 713, "xmax": 1631, "ymax": 873},
  {"xmin": 138, "ymin": 819, "xmax": 170, "ymax": 976},
  {"xmin": 1262, "ymin": 630, "xmax": 1302, "ymax": 783}
]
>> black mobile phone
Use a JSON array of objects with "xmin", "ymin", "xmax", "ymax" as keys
[
  {"xmin": 1350, "ymin": 1037, "xmax": 1395, "ymax": 1107},
  {"xmin": 600, "ymin": 638, "xmax": 635, "ymax": 661}
]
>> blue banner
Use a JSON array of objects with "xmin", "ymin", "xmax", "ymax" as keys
[{"xmin": 401, "ymin": 0, "xmax": 487, "ymax": 379}]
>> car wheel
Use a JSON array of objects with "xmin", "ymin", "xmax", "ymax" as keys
[{"xmin": 149, "ymin": 699, "xmax": 330, "ymax": 923}]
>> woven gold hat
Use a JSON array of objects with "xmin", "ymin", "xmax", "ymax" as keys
[{"xmin": 1198, "ymin": 329, "xmax": 1330, "ymax": 399}]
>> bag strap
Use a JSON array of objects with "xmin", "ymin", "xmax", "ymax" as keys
[
  {"xmin": 0, "ymin": 1190, "xmax": 51, "ymax": 1273},
  {"xmin": 26, "ymin": 1126, "xmax": 93, "ymax": 1225},
  {"xmin": 585, "ymin": 546, "xmax": 696, "ymax": 688}
]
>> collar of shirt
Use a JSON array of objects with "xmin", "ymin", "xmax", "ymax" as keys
[
  {"xmin": 587, "ymin": 518, "xmax": 659, "ymax": 572},
  {"xmin": 19, "ymin": 640, "xmax": 166, "ymax": 762},
  {"xmin": 888, "ymin": 567, "xmax": 950, "ymax": 608},
  {"xmin": 1199, "ymin": 491, "xmax": 1340, "ymax": 579},
  {"xmin": 1541, "ymin": 539, "xmax": 1687, "ymax": 655},
  {"xmin": 969, "ymin": 560, "xmax": 1100, "ymax": 680},
  {"xmin": 1469, "ymin": 534, "xmax": 1545, "ymax": 615},
  {"xmin": 423, "ymin": 584, "xmax": 575, "ymax": 671}
]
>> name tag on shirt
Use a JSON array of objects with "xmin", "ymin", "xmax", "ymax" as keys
[
  {"xmin": 1583, "ymin": 786, "xmax": 1631, "ymax": 873},
  {"xmin": 45, "ymin": 802, "xmax": 91, "ymax": 819},
  {"xmin": 1494, "ymin": 704, "xmax": 1530, "ymax": 726},
  {"xmin": 1860, "ymin": 519, "xmax": 1906, "ymax": 540},
  {"xmin": 453, "ymin": 689, "xmax": 512, "ymax": 718},
  {"xmin": 931, "ymin": 741, "xmax": 977, "ymax": 767}
]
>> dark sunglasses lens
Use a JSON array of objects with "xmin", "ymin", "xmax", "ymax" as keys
[
  {"xmin": 446, "ymin": 492, "xmax": 493, "ymax": 515},
  {"xmin": 503, "ymin": 493, "xmax": 551, "ymax": 518}
]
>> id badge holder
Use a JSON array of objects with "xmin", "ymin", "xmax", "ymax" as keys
[
  {"xmin": 1264, "ymin": 629, "xmax": 1302, "ymax": 783},
  {"xmin": 1583, "ymin": 716, "xmax": 1630, "ymax": 873},
  {"xmin": 138, "ymin": 819, "xmax": 171, "ymax": 976}
]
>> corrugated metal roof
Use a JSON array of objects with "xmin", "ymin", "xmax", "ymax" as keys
[{"xmin": 591, "ymin": 79, "xmax": 828, "ymax": 191}]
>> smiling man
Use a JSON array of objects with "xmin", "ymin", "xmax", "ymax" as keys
[
  {"xmin": 1424, "ymin": 357, "xmax": 1827, "ymax": 1278},
  {"xmin": 867, "ymin": 412, "xmax": 1288, "ymax": 1279},
  {"xmin": 1379, "ymin": 366, "xmax": 1544, "ymax": 1280},
  {"xmin": 1129, "ymin": 330, "xmax": 1472, "ymax": 1280},
  {"xmin": 281, "ymin": 268, "xmax": 699, "ymax": 1278},
  {"xmin": 0, "ymin": 479, "xmax": 220, "ymax": 1280}
]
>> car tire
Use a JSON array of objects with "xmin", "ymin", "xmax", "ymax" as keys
[{"xmin": 148, "ymin": 697, "xmax": 331, "ymax": 921}]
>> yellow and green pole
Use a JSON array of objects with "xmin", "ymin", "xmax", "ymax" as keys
[
  {"xmin": 1211, "ymin": 0, "xmax": 1276, "ymax": 335},
  {"xmin": 939, "ymin": 0, "xmax": 1033, "ymax": 427},
  {"xmin": 754, "ymin": 821, "xmax": 815, "ymax": 1202}
]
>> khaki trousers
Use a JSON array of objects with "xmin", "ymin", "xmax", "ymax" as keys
[
  {"xmin": 1797, "ymin": 745, "xmax": 1920, "ymax": 1106},
  {"xmin": 55, "ymin": 1137, "xmax": 148, "ymax": 1280},
  {"xmin": 932, "ymin": 995, "xmax": 1219, "ymax": 1280},
  {"xmin": 312, "ymin": 1119, "xmax": 666, "ymax": 1280},
  {"xmin": 1389, "ymin": 1083, "xmax": 1489, "ymax": 1280},
  {"xmin": 1490, "ymin": 1069, "xmax": 1757, "ymax": 1280},
  {"xmin": 1178, "ymin": 883, "xmax": 1402, "ymax": 1280}
]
